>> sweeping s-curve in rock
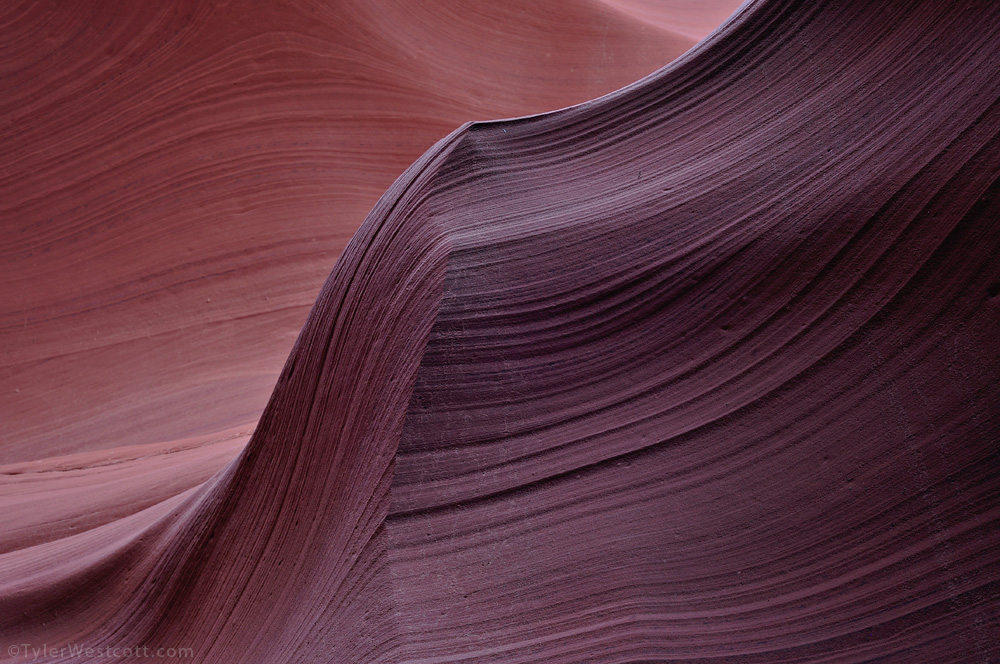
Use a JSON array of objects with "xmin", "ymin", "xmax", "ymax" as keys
[
  {"xmin": 2, "ymin": 0, "xmax": 1000, "ymax": 662},
  {"xmin": 0, "ymin": 128, "xmax": 463, "ymax": 661},
  {"xmin": 382, "ymin": 2, "xmax": 1000, "ymax": 660},
  {"xmin": 0, "ymin": 0, "xmax": 715, "ymax": 464}
]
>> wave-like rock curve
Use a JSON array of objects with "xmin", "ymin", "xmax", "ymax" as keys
[
  {"xmin": 0, "ymin": 0, "xmax": 712, "ymax": 463},
  {"xmin": 2, "ymin": 0, "xmax": 1000, "ymax": 662}
]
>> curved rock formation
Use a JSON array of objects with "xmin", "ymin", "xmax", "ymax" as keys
[
  {"xmin": 0, "ymin": 0, "xmax": 714, "ymax": 463},
  {"xmin": 3, "ymin": 0, "xmax": 1000, "ymax": 662}
]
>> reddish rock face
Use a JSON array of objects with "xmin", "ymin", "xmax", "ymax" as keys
[
  {"xmin": 0, "ymin": 0, "xmax": 716, "ymax": 463},
  {"xmin": 3, "ymin": 1, "xmax": 1000, "ymax": 663}
]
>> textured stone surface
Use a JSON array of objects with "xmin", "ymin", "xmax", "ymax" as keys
[
  {"xmin": 2, "ymin": 0, "xmax": 999, "ymax": 662},
  {"xmin": 1, "ymin": 0, "xmax": 711, "ymax": 463}
]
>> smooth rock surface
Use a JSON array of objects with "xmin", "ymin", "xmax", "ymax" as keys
[
  {"xmin": 1, "ymin": 0, "xmax": 720, "ymax": 463},
  {"xmin": 2, "ymin": 0, "xmax": 999, "ymax": 662}
]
